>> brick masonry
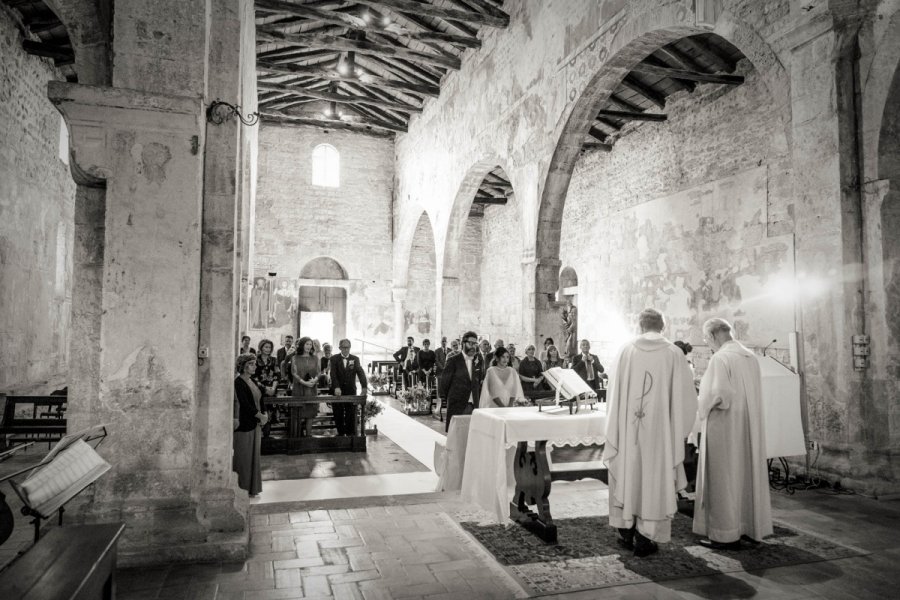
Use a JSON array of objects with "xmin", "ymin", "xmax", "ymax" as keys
[
  {"xmin": 0, "ymin": 8, "xmax": 76, "ymax": 393},
  {"xmin": 405, "ymin": 212, "xmax": 437, "ymax": 341}
]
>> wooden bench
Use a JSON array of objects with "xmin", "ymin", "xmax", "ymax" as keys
[
  {"xmin": 550, "ymin": 460, "xmax": 608, "ymax": 484},
  {"xmin": 0, "ymin": 523, "xmax": 125, "ymax": 600},
  {"xmin": 0, "ymin": 396, "xmax": 67, "ymax": 446}
]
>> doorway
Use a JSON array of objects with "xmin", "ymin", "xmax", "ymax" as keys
[{"xmin": 297, "ymin": 285, "xmax": 346, "ymax": 346}]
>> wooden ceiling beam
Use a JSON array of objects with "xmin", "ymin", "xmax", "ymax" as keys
[
  {"xmin": 260, "ymin": 109, "xmax": 406, "ymax": 133},
  {"xmin": 678, "ymin": 37, "xmax": 735, "ymax": 72},
  {"xmin": 587, "ymin": 126, "xmax": 608, "ymax": 143},
  {"xmin": 258, "ymin": 81, "xmax": 421, "ymax": 112},
  {"xmin": 257, "ymin": 27, "xmax": 461, "ymax": 69},
  {"xmin": 256, "ymin": 0, "xmax": 480, "ymax": 48},
  {"xmin": 632, "ymin": 63, "xmax": 744, "ymax": 85},
  {"xmin": 621, "ymin": 74, "xmax": 666, "ymax": 108},
  {"xmin": 366, "ymin": 54, "xmax": 441, "ymax": 86},
  {"xmin": 595, "ymin": 116, "xmax": 621, "ymax": 130},
  {"xmin": 351, "ymin": 0, "xmax": 509, "ymax": 28},
  {"xmin": 338, "ymin": 81, "xmax": 412, "ymax": 122},
  {"xmin": 642, "ymin": 55, "xmax": 694, "ymax": 93},
  {"xmin": 597, "ymin": 109, "xmax": 667, "ymax": 122},
  {"xmin": 582, "ymin": 142, "xmax": 613, "ymax": 153},
  {"xmin": 257, "ymin": 61, "xmax": 439, "ymax": 96},
  {"xmin": 473, "ymin": 196, "xmax": 508, "ymax": 205},
  {"xmin": 22, "ymin": 40, "xmax": 73, "ymax": 63},
  {"xmin": 607, "ymin": 93, "xmax": 643, "ymax": 113}
]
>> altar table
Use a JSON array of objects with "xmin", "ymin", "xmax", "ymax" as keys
[{"xmin": 460, "ymin": 406, "xmax": 607, "ymax": 542}]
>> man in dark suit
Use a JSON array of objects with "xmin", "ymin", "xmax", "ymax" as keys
[
  {"xmin": 439, "ymin": 331, "xmax": 484, "ymax": 432},
  {"xmin": 330, "ymin": 338, "xmax": 368, "ymax": 436},
  {"xmin": 434, "ymin": 336, "xmax": 449, "ymax": 379},
  {"xmin": 276, "ymin": 335, "xmax": 294, "ymax": 383},
  {"xmin": 393, "ymin": 336, "xmax": 419, "ymax": 389},
  {"xmin": 570, "ymin": 339, "xmax": 605, "ymax": 391},
  {"xmin": 417, "ymin": 339, "xmax": 437, "ymax": 388}
]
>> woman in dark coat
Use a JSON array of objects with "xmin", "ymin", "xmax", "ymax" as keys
[
  {"xmin": 291, "ymin": 337, "xmax": 320, "ymax": 436},
  {"xmin": 234, "ymin": 353, "xmax": 267, "ymax": 496}
]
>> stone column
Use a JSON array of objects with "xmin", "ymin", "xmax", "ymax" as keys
[
  {"xmin": 50, "ymin": 82, "xmax": 246, "ymax": 564},
  {"xmin": 787, "ymin": 21, "xmax": 872, "ymax": 489},
  {"xmin": 524, "ymin": 257, "xmax": 562, "ymax": 347},
  {"xmin": 439, "ymin": 276, "xmax": 460, "ymax": 339},
  {"xmin": 392, "ymin": 287, "xmax": 407, "ymax": 346}
]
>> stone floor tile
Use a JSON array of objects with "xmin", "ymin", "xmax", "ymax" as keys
[
  {"xmin": 328, "ymin": 569, "xmax": 380, "ymax": 584},
  {"xmin": 336, "ymin": 524, "xmax": 361, "ymax": 539},
  {"xmin": 427, "ymin": 558, "xmax": 477, "ymax": 573},
  {"xmin": 399, "ymin": 564, "xmax": 438, "ymax": 585},
  {"xmin": 359, "ymin": 584, "xmax": 393, "ymax": 600},
  {"xmin": 348, "ymin": 553, "xmax": 376, "ymax": 571},
  {"xmin": 321, "ymin": 547, "xmax": 350, "ymax": 565},
  {"xmin": 332, "ymin": 582, "xmax": 365, "ymax": 600},
  {"xmin": 241, "ymin": 587, "xmax": 305, "ymax": 600},
  {"xmin": 432, "ymin": 572, "xmax": 472, "ymax": 593},
  {"xmin": 268, "ymin": 513, "xmax": 289, "ymax": 525},
  {"xmin": 364, "ymin": 506, "xmax": 389, "ymax": 518},
  {"xmin": 292, "ymin": 521, "xmax": 336, "ymax": 533},
  {"xmin": 272, "ymin": 536, "xmax": 296, "ymax": 552},
  {"xmin": 296, "ymin": 541, "xmax": 325, "ymax": 558},
  {"xmin": 294, "ymin": 532, "xmax": 339, "ymax": 543},
  {"xmin": 347, "ymin": 508, "xmax": 370, "ymax": 520},
  {"xmin": 303, "ymin": 574, "xmax": 333, "ymax": 596},
  {"xmin": 320, "ymin": 537, "xmax": 365, "ymax": 549},
  {"xmin": 289, "ymin": 511, "xmax": 310, "ymax": 523},
  {"xmin": 387, "ymin": 581, "xmax": 447, "ymax": 598},
  {"xmin": 329, "ymin": 509, "xmax": 351, "ymax": 521},
  {"xmin": 274, "ymin": 567, "xmax": 302, "ymax": 589},
  {"xmin": 302, "ymin": 563, "xmax": 351, "ymax": 576},
  {"xmin": 384, "ymin": 505, "xmax": 409, "ymax": 516},
  {"xmin": 308, "ymin": 509, "xmax": 331, "ymax": 521},
  {"xmin": 274, "ymin": 556, "xmax": 326, "ymax": 569}
]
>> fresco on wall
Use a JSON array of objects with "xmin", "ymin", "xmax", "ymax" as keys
[{"xmin": 574, "ymin": 166, "xmax": 795, "ymax": 355}]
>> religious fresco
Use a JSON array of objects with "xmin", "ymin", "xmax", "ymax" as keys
[
  {"xmin": 570, "ymin": 166, "xmax": 795, "ymax": 356},
  {"xmin": 248, "ymin": 274, "xmax": 297, "ymax": 335}
]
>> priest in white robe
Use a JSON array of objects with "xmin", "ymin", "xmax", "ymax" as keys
[
  {"xmin": 693, "ymin": 318, "xmax": 773, "ymax": 549},
  {"xmin": 602, "ymin": 309, "xmax": 697, "ymax": 557}
]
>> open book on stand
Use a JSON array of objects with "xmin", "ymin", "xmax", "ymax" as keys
[{"xmin": 541, "ymin": 367, "xmax": 597, "ymax": 414}]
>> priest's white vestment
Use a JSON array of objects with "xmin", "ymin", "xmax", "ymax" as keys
[
  {"xmin": 478, "ymin": 366, "xmax": 526, "ymax": 408},
  {"xmin": 602, "ymin": 333, "xmax": 696, "ymax": 542},
  {"xmin": 693, "ymin": 340, "xmax": 773, "ymax": 542}
]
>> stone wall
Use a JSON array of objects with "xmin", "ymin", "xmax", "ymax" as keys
[
  {"xmin": 479, "ymin": 194, "xmax": 526, "ymax": 343},
  {"xmin": 405, "ymin": 213, "xmax": 437, "ymax": 342},
  {"xmin": 0, "ymin": 8, "xmax": 76, "ymax": 393},
  {"xmin": 253, "ymin": 124, "xmax": 395, "ymax": 356},
  {"xmin": 561, "ymin": 61, "xmax": 793, "ymax": 367},
  {"xmin": 457, "ymin": 216, "xmax": 483, "ymax": 338}
]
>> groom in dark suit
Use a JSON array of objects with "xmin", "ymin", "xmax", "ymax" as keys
[
  {"xmin": 439, "ymin": 330, "xmax": 484, "ymax": 432},
  {"xmin": 330, "ymin": 339, "xmax": 368, "ymax": 436}
]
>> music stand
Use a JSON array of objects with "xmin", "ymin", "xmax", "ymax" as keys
[
  {"xmin": 541, "ymin": 368, "xmax": 597, "ymax": 414},
  {"xmin": 0, "ymin": 424, "xmax": 109, "ymax": 543}
]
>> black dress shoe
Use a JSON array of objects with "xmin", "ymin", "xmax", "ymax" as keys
[
  {"xmin": 698, "ymin": 538, "xmax": 741, "ymax": 551},
  {"xmin": 634, "ymin": 541, "xmax": 659, "ymax": 558}
]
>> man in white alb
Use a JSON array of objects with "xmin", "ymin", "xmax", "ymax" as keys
[
  {"xmin": 602, "ymin": 308, "xmax": 697, "ymax": 557},
  {"xmin": 693, "ymin": 318, "xmax": 772, "ymax": 549}
]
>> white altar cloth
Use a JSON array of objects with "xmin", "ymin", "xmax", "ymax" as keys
[
  {"xmin": 433, "ymin": 415, "xmax": 471, "ymax": 492},
  {"xmin": 460, "ymin": 406, "xmax": 607, "ymax": 522}
]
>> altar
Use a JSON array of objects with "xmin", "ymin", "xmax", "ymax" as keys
[{"xmin": 460, "ymin": 406, "xmax": 607, "ymax": 542}]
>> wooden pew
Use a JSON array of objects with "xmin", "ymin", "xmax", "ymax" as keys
[
  {"xmin": 0, "ymin": 523, "xmax": 125, "ymax": 600},
  {"xmin": 0, "ymin": 396, "xmax": 67, "ymax": 446}
]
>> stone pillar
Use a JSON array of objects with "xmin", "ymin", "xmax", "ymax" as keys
[
  {"xmin": 524, "ymin": 257, "xmax": 562, "ymax": 348},
  {"xmin": 788, "ymin": 22, "xmax": 874, "ymax": 489},
  {"xmin": 439, "ymin": 276, "xmax": 460, "ymax": 339},
  {"xmin": 50, "ymin": 81, "xmax": 246, "ymax": 564},
  {"xmin": 392, "ymin": 287, "xmax": 407, "ymax": 346}
]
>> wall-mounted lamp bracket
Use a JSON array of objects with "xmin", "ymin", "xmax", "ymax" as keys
[{"xmin": 206, "ymin": 99, "xmax": 259, "ymax": 126}]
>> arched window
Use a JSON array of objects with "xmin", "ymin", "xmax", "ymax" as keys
[{"xmin": 311, "ymin": 143, "xmax": 340, "ymax": 188}]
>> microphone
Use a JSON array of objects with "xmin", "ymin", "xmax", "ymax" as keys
[{"xmin": 762, "ymin": 339, "xmax": 777, "ymax": 357}]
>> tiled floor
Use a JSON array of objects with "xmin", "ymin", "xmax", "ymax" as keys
[{"xmin": 116, "ymin": 483, "xmax": 900, "ymax": 600}]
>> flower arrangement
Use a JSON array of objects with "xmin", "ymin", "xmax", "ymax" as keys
[
  {"xmin": 401, "ymin": 384, "xmax": 431, "ymax": 415},
  {"xmin": 364, "ymin": 398, "xmax": 383, "ymax": 427},
  {"xmin": 368, "ymin": 371, "xmax": 390, "ymax": 391}
]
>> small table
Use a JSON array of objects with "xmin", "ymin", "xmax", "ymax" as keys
[{"xmin": 460, "ymin": 406, "xmax": 607, "ymax": 543}]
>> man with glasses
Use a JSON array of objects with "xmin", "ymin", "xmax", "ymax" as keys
[
  {"xmin": 330, "ymin": 339, "xmax": 368, "ymax": 437},
  {"xmin": 439, "ymin": 331, "xmax": 484, "ymax": 432}
]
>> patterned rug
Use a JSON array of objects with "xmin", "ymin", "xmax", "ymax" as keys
[{"xmin": 459, "ymin": 513, "xmax": 867, "ymax": 596}]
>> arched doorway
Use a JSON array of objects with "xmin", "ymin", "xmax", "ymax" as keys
[{"xmin": 297, "ymin": 257, "xmax": 348, "ymax": 346}]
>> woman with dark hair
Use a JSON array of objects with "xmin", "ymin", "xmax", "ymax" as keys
[
  {"xmin": 479, "ymin": 347, "xmax": 526, "ymax": 408},
  {"xmin": 543, "ymin": 344, "xmax": 564, "ymax": 370},
  {"xmin": 539, "ymin": 337, "xmax": 555, "ymax": 362},
  {"xmin": 254, "ymin": 339, "xmax": 279, "ymax": 430},
  {"xmin": 291, "ymin": 337, "xmax": 320, "ymax": 435},
  {"xmin": 518, "ymin": 344, "xmax": 544, "ymax": 391},
  {"xmin": 234, "ymin": 353, "xmax": 267, "ymax": 497}
]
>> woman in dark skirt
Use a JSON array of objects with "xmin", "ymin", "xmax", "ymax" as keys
[
  {"xmin": 234, "ymin": 353, "xmax": 267, "ymax": 496},
  {"xmin": 291, "ymin": 337, "xmax": 320, "ymax": 436}
]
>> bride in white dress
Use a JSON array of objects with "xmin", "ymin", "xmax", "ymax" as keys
[{"xmin": 478, "ymin": 346, "xmax": 526, "ymax": 408}]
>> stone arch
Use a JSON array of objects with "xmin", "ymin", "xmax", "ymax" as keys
[
  {"xmin": 559, "ymin": 266, "xmax": 579, "ymax": 298},
  {"xmin": 299, "ymin": 256, "xmax": 347, "ymax": 280},
  {"xmin": 43, "ymin": 0, "xmax": 111, "ymax": 85},
  {"xmin": 404, "ymin": 211, "xmax": 438, "ymax": 340},
  {"xmin": 535, "ymin": 5, "xmax": 791, "ymax": 265},
  {"xmin": 440, "ymin": 158, "xmax": 517, "ymax": 339}
]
